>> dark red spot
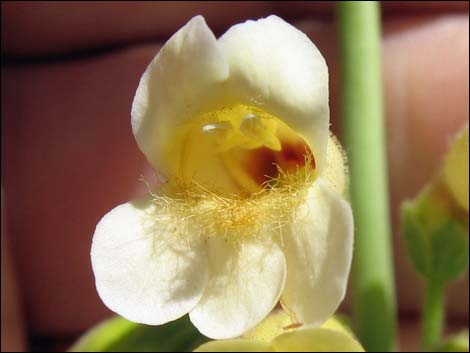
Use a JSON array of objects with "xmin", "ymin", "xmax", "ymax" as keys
[
  {"xmin": 246, "ymin": 140, "xmax": 315, "ymax": 185},
  {"xmin": 246, "ymin": 147, "xmax": 279, "ymax": 185}
]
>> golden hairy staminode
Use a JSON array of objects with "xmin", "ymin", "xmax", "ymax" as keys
[{"xmin": 149, "ymin": 152, "xmax": 315, "ymax": 244}]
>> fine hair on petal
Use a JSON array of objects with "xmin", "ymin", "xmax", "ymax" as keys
[{"xmin": 142, "ymin": 154, "xmax": 316, "ymax": 245}]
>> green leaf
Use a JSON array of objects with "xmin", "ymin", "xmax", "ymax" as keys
[
  {"xmin": 402, "ymin": 186, "xmax": 469, "ymax": 283},
  {"xmin": 69, "ymin": 315, "xmax": 208, "ymax": 352},
  {"xmin": 402, "ymin": 201, "xmax": 431, "ymax": 278}
]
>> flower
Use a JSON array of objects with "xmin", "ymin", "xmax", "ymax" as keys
[
  {"xmin": 91, "ymin": 15, "xmax": 354, "ymax": 339},
  {"xmin": 194, "ymin": 309, "xmax": 364, "ymax": 352}
]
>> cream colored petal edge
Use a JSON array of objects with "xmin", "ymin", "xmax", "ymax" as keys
[
  {"xmin": 131, "ymin": 15, "xmax": 229, "ymax": 175},
  {"xmin": 190, "ymin": 238, "xmax": 287, "ymax": 339},
  {"xmin": 323, "ymin": 134, "xmax": 349, "ymax": 196},
  {"xmin": 218, "ymin": 15, "xmax": 329, "ymax": 172},
  {"xmin": 281, "ymin": 178, "xmax": 354, "ymax": 326},
  {"xmin": 271, "ymin": 328, "xmax": 364, "ymax": 352},
  {"xmin": 194, "ymin": 339, "xmax": 273, "ymax": 352},
  {"xmin": 91, "ymin": 195, "xmax": 208, "ymax": 325}
]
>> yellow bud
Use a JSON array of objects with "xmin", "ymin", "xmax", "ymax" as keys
[
  {"xmin": 441, "ymin": 125, "xmax": 469, "ymax": 212},
  {"xmin": 195, "ymin": 310, "xmax": 364, "ymax": 352}
]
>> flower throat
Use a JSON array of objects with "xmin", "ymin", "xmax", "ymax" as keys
[{"xmin": 166, "ymin": 104, "xmax": 316, "ymax": 196}]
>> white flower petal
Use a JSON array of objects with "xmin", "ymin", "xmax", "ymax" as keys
[
  {"xmin": 190, "ymin": 238, "xmax": 286, "ymax": 339},
  {"xmin": 219, "ymin": 15, "xmax": 329, "ymax": 172},
  {"xmin": 91, "ymin": 196, "xmax": 208, "ymax": 325},
  {"xmin": 131, "ymin": 15, "xmax": 229, "ymax": 174},
  {"xmin": 281, "ymin": 179, "xmax": 353, "ymax": 326}
]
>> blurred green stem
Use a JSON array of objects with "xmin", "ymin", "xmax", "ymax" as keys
[
  {"xmin": 422, "ymin": 279, "xmax": 445, "ymax": 351},
  {"xmin": 337, "ymin": 2, "xmax": 396, "ymax": 351}
]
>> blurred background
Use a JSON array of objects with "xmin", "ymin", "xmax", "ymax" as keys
[{"xmin": 1, "ymin": 1, "xmax": 469, "ymax": 351}]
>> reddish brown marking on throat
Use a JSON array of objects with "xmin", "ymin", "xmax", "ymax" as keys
[
  {"xmin": 246, "ymin": 140, "xmax": 315, "ymax": 185},
  {"xmin": 247, "ymin": 147, "xmax": 279, "ymax": 185}
]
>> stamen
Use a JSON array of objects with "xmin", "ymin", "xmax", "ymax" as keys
[
  {"xmin": 240, "ymin": 113, "xmax": 261, "ymax": 133},
  {"xmin": 240, "ymin": 113, "xmax": 282, "ymax": 151}
]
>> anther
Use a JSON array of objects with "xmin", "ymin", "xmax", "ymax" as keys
[{"xmin": 240, "ymin": 113, "xmax": 261, "ymax": 133}]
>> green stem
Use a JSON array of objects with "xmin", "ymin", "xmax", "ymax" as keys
[
  {"xmin": 422, "ymin": 279, "xmax": 445, "ymax": 351},
  {"xmin": 337, "ymin": 2, "xmax": 396, "ymax": 351}
]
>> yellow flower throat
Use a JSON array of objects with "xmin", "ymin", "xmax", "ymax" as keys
[
  {"xmin": 148, "ymin": 104, "xmax": 318, "ymax": 242},
  {"xmin": 167, "ymin": 104, "xmax": 316, "ymax": 196}
]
